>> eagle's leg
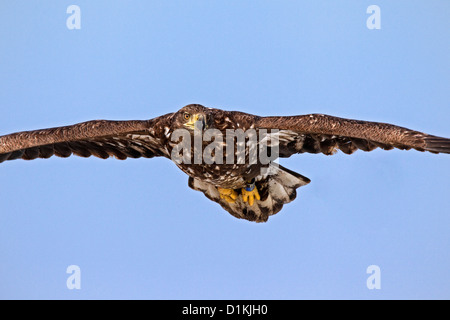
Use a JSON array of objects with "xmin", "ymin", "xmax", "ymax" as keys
[
  {"xmin": 217, "ymin": 187, "xmax": 238, "ymax": 203},
  {"xmin": 241, "ymin": 179, "xmax": 260, "ymax": 206}
]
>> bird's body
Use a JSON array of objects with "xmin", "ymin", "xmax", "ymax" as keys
[
  {"xmin": 1, "ymin": 104, "xmax": 449, "ymax": 222},
  {"xmin": 159, "ymin": 105, "xmax": 267, "ymax": 190},
  {"xmin": 176, "ymin": 163, "xmax": 259, "ymax": 189}
]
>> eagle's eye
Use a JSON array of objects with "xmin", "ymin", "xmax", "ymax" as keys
[{"xmin": 183, "ymin": 112, "xmax": 191, "ymax": 120}]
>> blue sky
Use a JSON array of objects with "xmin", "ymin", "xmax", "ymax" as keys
[{"xmin": 0, "ymin": 1, "xmax": 449, "ymax": 299}]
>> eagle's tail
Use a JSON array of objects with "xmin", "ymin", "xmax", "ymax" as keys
[{"xmin": 188, "ymin": 164, "xmax": 310, "ymax": 222}]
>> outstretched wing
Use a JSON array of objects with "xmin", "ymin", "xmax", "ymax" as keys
[
  {"xmin": 256, "ymin": 114, "xmax": 450, "ymax": 156},
  {"xmin": 0, "ymin": 113, "xmax": 174, "ymax": 163}
]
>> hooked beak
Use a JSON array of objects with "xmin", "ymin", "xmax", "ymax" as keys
[{"xmin": 184, "ymin": 114, "xmax": 207, "ymax": 131}]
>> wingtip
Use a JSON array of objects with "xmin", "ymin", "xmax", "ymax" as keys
[{"xmin": 424, "ymin": 135, "xmax": 450, "ymax": 154}]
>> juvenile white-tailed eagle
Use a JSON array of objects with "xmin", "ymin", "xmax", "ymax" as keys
[{"xmin": 1, "ymin": 104, "xmax": 449, "ymax": 222}]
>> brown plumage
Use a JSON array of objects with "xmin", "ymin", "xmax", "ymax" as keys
[{"xmin": 1, "ymin": 104, "xmax": 449, "ymax": 222}]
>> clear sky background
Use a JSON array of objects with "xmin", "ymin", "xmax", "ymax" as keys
[{"xmin": 0, "ymin": 1, "xmax": 449, "ymax": 299}]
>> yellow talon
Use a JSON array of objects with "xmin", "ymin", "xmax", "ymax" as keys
[
  {"xmin": 218, "ymin": 187, "xmax": 238, "ymax": 203},
  {"xmin": 241, "ymin": 186, "xmax": 260, "ymax": 206}
]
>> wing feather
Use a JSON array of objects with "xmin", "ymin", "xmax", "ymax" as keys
[
  {"xmin": 257, "ymin": 114, "xmax": 450, "ymax": 156},
  {"xmin": 0, "ymin": 113, "xmax": 173, "ymax": 163}
]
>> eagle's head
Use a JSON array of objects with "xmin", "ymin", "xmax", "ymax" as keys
[{"xmin": 174, "ymin": 104, "xmax": 211, "ymax": 131}]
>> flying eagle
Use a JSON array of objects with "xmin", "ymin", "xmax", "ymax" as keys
[{"xmin": 1, "ymin": 104, "xmax": 449, "ymax": 222}]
